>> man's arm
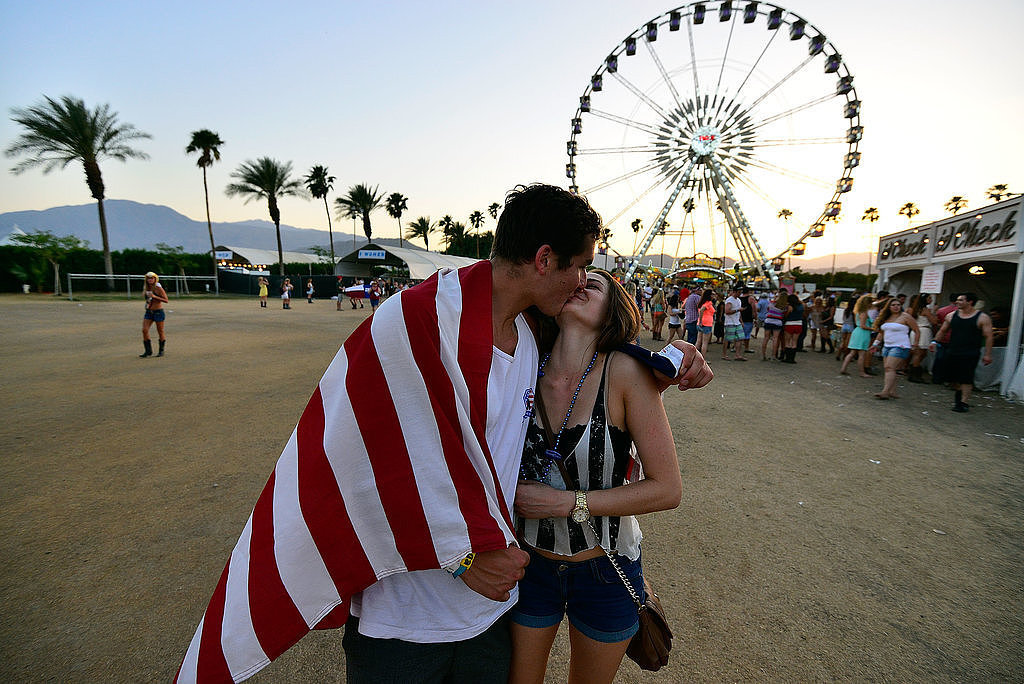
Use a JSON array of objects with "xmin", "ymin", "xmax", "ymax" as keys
[
  {"xmin": 980, "ymin": 313, "xmax": 994, "ymax": 364},
  {"xmin": 930, "ymin": 312, "xmax": 953, "ymax": 348}
]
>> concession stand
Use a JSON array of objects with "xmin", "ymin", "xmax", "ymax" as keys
[{"xmin": 875, "ymin": 196, "xmax": 1024, "ymax": 398}]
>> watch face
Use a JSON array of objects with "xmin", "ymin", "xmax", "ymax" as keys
[
  {"xmin": 690, "ymin": 125, "xmax": 721, "ymax": 157},
  {"xmin": 572, "ymin": 509, "xmax": 589, "ymax": 523}
]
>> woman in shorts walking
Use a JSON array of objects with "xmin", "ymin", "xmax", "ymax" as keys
[{"xmin": 140, "ymin": 271, "xmax": 168, "ymax": 357}]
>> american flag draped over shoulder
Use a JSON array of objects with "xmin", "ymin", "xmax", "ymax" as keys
[{"xmin": 176, "ymin": 261, "xmax": 515, "ymax": 683}]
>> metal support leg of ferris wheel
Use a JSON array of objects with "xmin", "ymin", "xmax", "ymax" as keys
[
  {"xmin": 706, "ymin": 157, "xmax": 780, "ymax": 288},
  {"xmin": 623, "ymin": 158, "xmax": 697, "ymax": 283}
]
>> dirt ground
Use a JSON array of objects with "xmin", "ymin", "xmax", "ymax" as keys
[{"xmin": 1, "ymin": 293, "xmax": 1021, "ymax": 683}]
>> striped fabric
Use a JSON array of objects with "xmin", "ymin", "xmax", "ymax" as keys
[{"xmin": 175, "ymin": 261, "xmax": 516, "ymax": 683}]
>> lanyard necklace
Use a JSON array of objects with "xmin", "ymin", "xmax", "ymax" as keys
[{"xmin": 527, "ymin": 350, "xmax": 599, "ymax": 481}]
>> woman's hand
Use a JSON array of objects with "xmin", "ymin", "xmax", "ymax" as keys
[{"xmin": 514, "ymin": 481, "xmax": 574, "ymax": 519}]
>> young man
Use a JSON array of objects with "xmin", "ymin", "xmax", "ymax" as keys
[
  {"xmin": 176, "ymin": 184, "xmax": 714, "ymax": 684},
  {"xmin": 683, "ymin": 286, "xmax": 702, "ymax": 344},
  {"xmin": 722, "ymin": 287, "xmax": 746, "ymax": 361},
  {"xmin": 929, "ymin": 292, "xmax": 993, "ymax": 412}
]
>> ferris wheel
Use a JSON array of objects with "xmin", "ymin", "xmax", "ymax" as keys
[{"xmin": 566, "ymin": 2, "xmax": 862, "ymax": 286}]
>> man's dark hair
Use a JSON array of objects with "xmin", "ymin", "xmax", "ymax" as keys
[
  {"xmin": 741, "ymin": 287, "xmax": 750, "ymax": 295},
  {"xmin": 961, "ymin": 292, "xmax": 978, "ymax": 305},
  {"xmin": 491, "ymin": 184, "xmax": 602, "ymax": 268},
  {"xmin": 949, "ymin": 292, "xmax": 959, "ymax": 302}
]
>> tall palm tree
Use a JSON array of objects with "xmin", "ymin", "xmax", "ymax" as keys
[
  {"xmin": 335, "ymin": 183, "xmax": 384, "ymax": 241},
  {"xmin": 225, "ymin": 157, "xmax": 306, "ymax": 275},
  {"xmin": 898, "ymin": 202, "xmax": 920, "ymax": 225},
  {"xmin": 987, "ymin": 184, "xmax": 1012, "ymax": 202},
  {"xmin": 304, "ymin": 165, "xmax": 336, "ymax": 263},
  {"xmin": 386, "ymin": 192, "xmax": 408, "ymax": 248},
  {"xmin": 776, "ymin": 208, "xmax": 793, "ymax": 221},
  {"xmin": 861, "ymin": 207, "xmax": 880, "ymax": 223},
  {"xmin": 488, "ymin": 202, "xmax": 501, "ymax": 221},
  {"xmin": 406, "ymin": 216, "xmax": 437, "ymax": 251},
  {"xmin": 438, "ymin": 214, "xmax": 455, "ymax": 251},
  {"xmin": 777, "ymin": 209, "xmax": 794, "ymax": 272},
  {"xmin": 185, "ymin": 129, "xmax": 225, "ymax": 276},
  {"xmin": 468, "ymin": 210, "xmax": 484, "ymax": 258},
  {"xmin": 944, "ymin": 195, "xmax": 968, "ymax": 215},
  {"xmin": 6, "ymin": 95, "xmax": 151, "ymax": 282}
]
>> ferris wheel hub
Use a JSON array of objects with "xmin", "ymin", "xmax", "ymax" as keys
[{"xmin": 689, "ymin": 125, "xmax": 721, "ymax": 157}]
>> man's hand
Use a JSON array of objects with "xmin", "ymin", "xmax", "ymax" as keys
[
  {"xmin": 459, "ymin": 544, "xmax": 530, "ymax": 602},
  {"xmin": 654, "ymin": 340, "xmax": 714, "ymax": 392}
]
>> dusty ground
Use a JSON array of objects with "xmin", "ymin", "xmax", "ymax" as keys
[{"xmin": 0, "ymin": 293, "xmax": 1021, "ymax": 683}]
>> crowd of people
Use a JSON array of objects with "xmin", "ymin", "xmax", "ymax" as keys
[{"xmin": 630, "ymin": 281, "xmax": 995, "ymax": 413}]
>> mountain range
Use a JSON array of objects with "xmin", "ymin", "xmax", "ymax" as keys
[
  {"xmin": 0, "ymin": 200, "xmax": 874, "ymax": 272},
  {"xmin": 0, "ymin": 200, "xmax": 411, "ymax": 255}
]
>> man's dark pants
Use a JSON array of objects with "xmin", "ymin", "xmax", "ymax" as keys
[
  {"xmin": 342, "ymin": 614, "xmax": 511, "ymax": 684},
  {"xmin": 685, "ymin": 321, "xmax": 698, "ymax": 344}
]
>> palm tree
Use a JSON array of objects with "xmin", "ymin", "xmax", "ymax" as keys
[
  {"xmin": 468, "ymin": 210, "xmax": 484, "ymax": 258},
  {"xmin": 987, "ymin": 184, "xmax": 1012, "ymax": 202},
  {"xmin": 335, "ymin": 183, "xmax": 384, "ymax": 242},
  {"xmin": 776, "ymin": 208, "xmax": 793, "ymax": 221},
  {"xmin": 225, "ymin": 157, "xmax": 306, "ymax": 275},
  {"xmin": 488, "ymin": 202, "xmax": 501, "ymax": 221},
  {"xmin": 386, "ymin": 192, "xmax": 408, "ymax": 248},
  {"xmin": 6, "ymin": 95, "xmax": 151, "ymax": 282},
  {"xmin": 406, "ymin": 216, "xmax": 437, "ymax": 251},
  {"xmin": 438, "ymin": 214, "xmax": 455, "ymax": 251},
  {"xmin": 304, "ymin": 165, "xmax": 336, "ymax": 263},
  {"xmin": 898, "ymin": 202, "xmax": 920, "ymax": 225},
  {"xmin": 186, "ymin": 129, "xmax": 225, "ymax": 276},
  {"xmin": 862, "ymin": 207, "xmax": 880, "ymax": 278},
  {"xmin": 944, "ymin": 195, "xmax": 968, "ymax": 215},
  {"xmin": 777, "ymin": 209, "xmax": 794, "ymax": 272}
]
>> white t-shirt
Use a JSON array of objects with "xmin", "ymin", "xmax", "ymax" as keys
[
  {"xmin": 724, "ymin": 296, "xmax": 742, "ymax": 326},
  {"xmin": 349, "ymin": 313, "xmax": 538, "ymax": 642}
]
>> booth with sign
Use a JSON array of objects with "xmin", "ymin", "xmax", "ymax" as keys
[{"xmin": 875, "ymin": 196, "xmax": 1023, "ymax": 397}]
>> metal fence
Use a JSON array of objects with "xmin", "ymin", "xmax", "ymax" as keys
[{"xmin": 66, "ymin": 273, "xmax": 219, "ymax": 300}]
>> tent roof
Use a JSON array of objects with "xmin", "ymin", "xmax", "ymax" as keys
[
  {"xmin": 337, "ymin": 243, "xmax": 481, "ymax": 280},
  {"xmin": 219, "ymin": 245, "xmax": 322, "ymax": 266}
]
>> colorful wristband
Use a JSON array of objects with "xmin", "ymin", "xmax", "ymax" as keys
[{"xmin": 451, "ymin": 552, "xmax": 475, "ymax": 578}]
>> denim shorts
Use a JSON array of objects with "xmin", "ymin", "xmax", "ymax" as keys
[
  {"xmin": 510, "ymin": 547, "xmax": 645, "ymax": 643},
  {"xmin": 741, "ymin": 322, "xmax": 754, "ymax": 339},
  {"xmin": 144, "ymin": 309, "xmax": 166, "ymax": 322},
  {"xmin": 882, "ymin": 346, "xmax": 910, "ymax": 359},
  {"xmin": 697, "ymin": 325, "xmax": 712, "ymax": 334}
]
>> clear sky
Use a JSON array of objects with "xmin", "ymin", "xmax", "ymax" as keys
[{"xmin": 2, "ymin": 0, "xmax": 1022, "ymax": 264}]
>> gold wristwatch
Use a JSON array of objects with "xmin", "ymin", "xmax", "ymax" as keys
[{"xmin": 571, "ymin": 490, "xmax": 590, "ymax": 523}]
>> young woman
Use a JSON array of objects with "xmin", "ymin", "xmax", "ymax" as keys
[
  {"xmin": 305, "ymin": 278, "xmax": 315, "ymax": 304},
  {"xmin": 140, "ymin": 271, "xmax": 168, "ymax": 358},
  {"xmin": 257, "ymin": 276, "xmax": 269, "ymax": 308},
  {"xmin": 839, "ymin": 294, "xmax": 876, "ymax": 377},
  {"xmin": 696, "ymin": 289, "xmax": 717, "ymax": 359},
  {"xmin": 835, "ymin": 295, "xmax": 854, "ymax": 361},
  {"xmin": 280, "ymin": 278, "xmax": 293, "ymax": 309},
  {"xmin": 511, "ymin": 269, "xmax": 681, "ymax": 684},
  {"xmin": 871, "ymin": 297, "xmax": 921, "ymax": 399},
  {"xmin": 907, "ymin": 293, "xmax": 937, "ymax": 382},
  {"xmin": 649, "ymin": 288, "xmax": 667, "ymax": 341},
  {"xmin": 761, "ymin": 290, "xmax": 788, "ymax": 361},
  {"xmin": 781, "ymin": 294, "xmax": 804, "ymax": 363}
]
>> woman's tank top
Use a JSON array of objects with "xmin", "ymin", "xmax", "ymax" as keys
[
  {"xmin": 880, "ymin": 320, "xmax": 912, "ymax": 348},
  {"xmin": 518, "ymin": 355, "xmax": 642, "ymax": 560}
]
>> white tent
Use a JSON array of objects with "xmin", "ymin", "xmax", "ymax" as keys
[{"xmin": 335, "ymin": 243, "xmax": 480, "ymax": 280}]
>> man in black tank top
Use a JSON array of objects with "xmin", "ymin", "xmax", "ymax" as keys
[{"xmin": 929, "ymin": 292, "xmax": 994, "ymax": 412}]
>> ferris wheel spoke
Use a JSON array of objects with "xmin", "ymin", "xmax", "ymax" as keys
[
  {"xmin": 713, "ymin": 14, "xmax": 738, "ymax": 105},
  {"xmin": 746, "ymin": 137, "xmax": 846, "ymax": 147},
  {"xmin": 608, "ymin": 71, "xmax": 674, "ymax": 122},
  {"xmin": 732, "ymin": 29, "xmax": 781, "ymax": 105},
  {"xmin": 686, "ymin": 18, "xmax": 703, "ymax": 126},
  {"xmin": 603, "ymin": 171, "xmax": 678, "ymax": 229},
  {"xmin": 576, "ymin": 144, "xmax": 666, "ymax": 155},
  {"xmin": 744, "ymin": 93, "xmax": 836, "ymax": 132},
  {"xmin": 587, "ymin": 108, "xmax": 670, "ymax": 139},
  {"xmin": 718, "ymin": 151, "xmax": 833, "ymax": 190},
  {"xmin": 745, "ymin": 54, "xmax": 816, "ymax": 113},
  {"xmin": 581, "ymin": 158, "xmax": 668, "ymax": 195},
  {"xmin": 642, "ymin": 40, "xmax": 694, "ymax": 130}
]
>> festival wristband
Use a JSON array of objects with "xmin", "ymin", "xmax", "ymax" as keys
[{"xmin": 450, "ymin": 552, "xmax": 476, "ymax": 578}]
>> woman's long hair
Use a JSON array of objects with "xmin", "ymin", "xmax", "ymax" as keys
[{"xmin": 908, "ymin": 292, "xmax": 930, "ymax": 318}]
